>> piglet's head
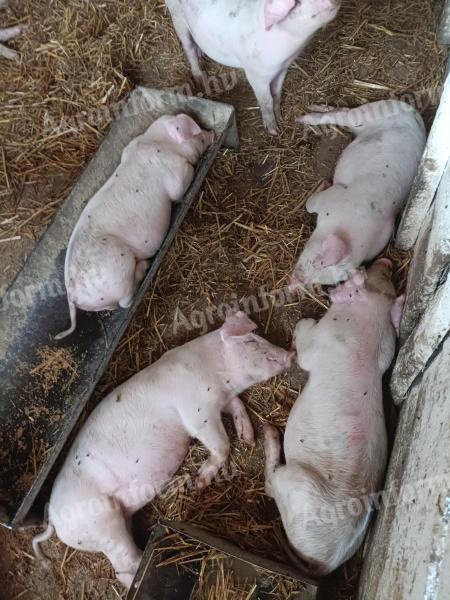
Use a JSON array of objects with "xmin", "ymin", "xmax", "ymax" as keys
[
  {"xmin": 330, "ymin": 259, "xmax": 405, "ymax": 335},
  {"xmin": 220, "ymin": 311, "xmax": 295, "ymax": 391},
  {"xmin": 148, "ymin": 113, "xmax": 214, "ymax": 150},
  {"xmin": 291, "ymin": 232, "xmax": 351, "ymax": 287}
]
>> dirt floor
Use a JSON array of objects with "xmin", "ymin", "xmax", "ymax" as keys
[{"xmin": 0, "ymin": 0, "xmax": 446, "ymax": 598}]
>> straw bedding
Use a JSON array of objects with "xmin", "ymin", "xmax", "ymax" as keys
[{"xmin": 0, "ymin": 0, "xmax": 445, "ymax": 597}]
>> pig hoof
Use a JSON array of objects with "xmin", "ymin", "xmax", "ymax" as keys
[
  {"xmin": 196, "ymin": 475, "xmax": 210, "ymax": 490},
  {"xmin": 193, "ymin": 72, "xmax": 208, "ymax": 89},
  {"xmin": 307, "ymin": 104, "xmax": 334, "ymax": 113},
  {"xmin": 263, "ymin": 424, "xmax": 280, "ymax": 443},
  {"xmin": 240, "ymin": 425, "xmax": 255, "ymax": 446}
]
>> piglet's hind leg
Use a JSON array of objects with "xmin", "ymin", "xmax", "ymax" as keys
[
  {"xmin": 98, "ymin": 512, "xmax": 143, "ymax": 589},
  {"xmin": 263, "ymin": 425, "xmax": 282, "ymax": 498},
  {"xmin": 245, "ymin": 69, "xmax": 278, "ymax": 135},
  {"xmin": 169, "ymin": 11, "xmax": 205, "ymax": 85},
  {"xmin": 118, "ymin": 259, "xmax": 150, "ymax": 308}
]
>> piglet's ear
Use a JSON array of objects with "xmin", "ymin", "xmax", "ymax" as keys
[
  {"xmin": 391, "ymin": 295, "xmax": 405, "ymax": 336},
  {"xmin": 221, "ymin": 311, "xmax": 257, "ymax": 340},
  {"xmin": 264, "ymin": 0, "xmax": 296, "ymax": 31},
  {"xmin": 315, "ymin": 233, "xmax": 349, "ymax": 269},
  {"xmin": 166, "ymin": 114, "xmax": 202, "ymax": 144}
]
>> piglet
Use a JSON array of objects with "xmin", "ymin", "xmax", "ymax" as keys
[
  {"xmin": 165, "ymin": 0, "xmax": 340, "ymax": 134},
  {"xmin": 292, "ymin": 100, "xmax": 426, "ymax": 286},
  {"xmin": 33, "ymin": 311, "xmax": 294, "ymax": 588},
  {"xmin": 264, "ymin": 259, "xmax": 404, "ymax": 576},
  {"xmin": 55, "ymin": 114, "xmax": 214, "ymax": 339}
]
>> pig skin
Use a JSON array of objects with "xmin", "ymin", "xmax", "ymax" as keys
[
  {"xmin": 33, "ymin": 312, "xmax": 294, "ymax": 589},
  {"xmin": 265, "ymin": 260, "xmax": 405, "ymax": 576},
  {"xmin": 55, "ymin": 114, "xmax": 214, "ymax": 339},
  {"xmin": 292, "ymin": 100, "xmax": 426, "ymax": 286},
  {"xmin": 165, "ymin": 0, "xmax": 340, "ymax": 134}
]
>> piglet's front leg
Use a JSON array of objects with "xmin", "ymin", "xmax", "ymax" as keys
[
  {"xmin": 196, "ymin": 397, "xmax": 255, "ymax": 487},
  {"xmin": 194, "ymin": 413, "xmax": 231, "ymax": 490},
  {"xmin": 225, "ymin": 396, "xmax": 255, "ymax": 445}
]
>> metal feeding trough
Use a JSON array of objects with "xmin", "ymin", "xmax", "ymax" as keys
[
  {"xmin": 0, "ymin": 87, "xmax": 238, "ymax": 528},
  {"xmin": 128, "ymin": 520, "xmax": 318, "ymax": 600}
]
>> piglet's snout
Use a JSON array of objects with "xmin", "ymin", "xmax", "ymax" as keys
[{"xmin": 268, "ymin": 349, "xmax": 296, "ymax": 369}]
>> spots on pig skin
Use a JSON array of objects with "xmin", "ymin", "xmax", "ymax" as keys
[
  {"xmin": 135, "ymin": 458, "xmax": 140, "ymax": 463},
  {"xmin": 363, "ymin": 391, "xmax": 368, "ymax": 396},
  {"xmin": 328, "ymin": 474, "xmax": 333, "ymax": 481},
  {"xmin": 86, "ymin": 452, "xmax": 90, "ymax": 457},
  {"xmin": 136, "ymin": 189, "xmax": 139, "ymax": 193},
  {"xmin": 197, "ymin": 408, "xmax": 201, "ymax": 412},
  {"xmin": 333, "ymin": 318, "xmax": 337, "ymax": 321},
  {"xmin": 299, "ymin": 439, "xmax": 304, "ymax": 443},
  {"xmin": 204, "ymin": 420, "xmax": 208, "ymax": 424},
  {"xmin": 207, "ymin": 387, "xmax": 211, "ymax": 391},
  {"xmin": 78, "ymin": 540, "xmax": 82, "ymax": 545},
  {"xmin": 116, "ymin": 392, "xmax": 122, "ymax": 402}
]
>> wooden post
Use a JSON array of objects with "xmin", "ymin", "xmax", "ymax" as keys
[{"xmin": 359, "ymin": 336, "xmax": 450, "ymax": 600}]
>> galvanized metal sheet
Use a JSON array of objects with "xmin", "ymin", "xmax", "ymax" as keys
[
  {"xmin": 129, "ymin": 520, "xmax": 318, "ymax": 600},
  {"xmin": 0, "ymin": 87, "xmax": 238, "ymax": 527}
]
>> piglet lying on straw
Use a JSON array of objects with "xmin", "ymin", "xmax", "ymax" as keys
[
  {"xmin": 265, "ymin": 259, "xmax": 404, "ymax": 576},
  {"xmin": 56, "ymin": 114, "xmax": 214, "ymax": 339},
  {"xmin": 34, "ymin": 311, "xmax": 295, "ymax": 588},
  {"xmin": 292, "ymin": 100, "xmax": 426, "ymax": 286}
]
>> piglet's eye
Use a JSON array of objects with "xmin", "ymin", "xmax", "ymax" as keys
[{"xmin": 243, "ymin": 339, "xmax": 257, "ymax": 345}]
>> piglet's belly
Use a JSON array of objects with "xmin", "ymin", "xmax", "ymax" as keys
[{"xmin": 68, "ymin": 418, "xmax": 191, "ymax": 500}]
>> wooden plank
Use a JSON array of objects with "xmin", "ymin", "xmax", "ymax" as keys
[
  {"xmin": 396, "ymin": 66, "xmax": 450, "ymax": 251},
  {"xmin": 399, "ymin": 160, "xmax": 450, "ymax": 344},
  {"xmin": 359, "ymin": 336, "xmax": 450, "ymax": 600},
  {"xmin": 391, "ymin": 276, "xmax": 450, "ymax": 404}
]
